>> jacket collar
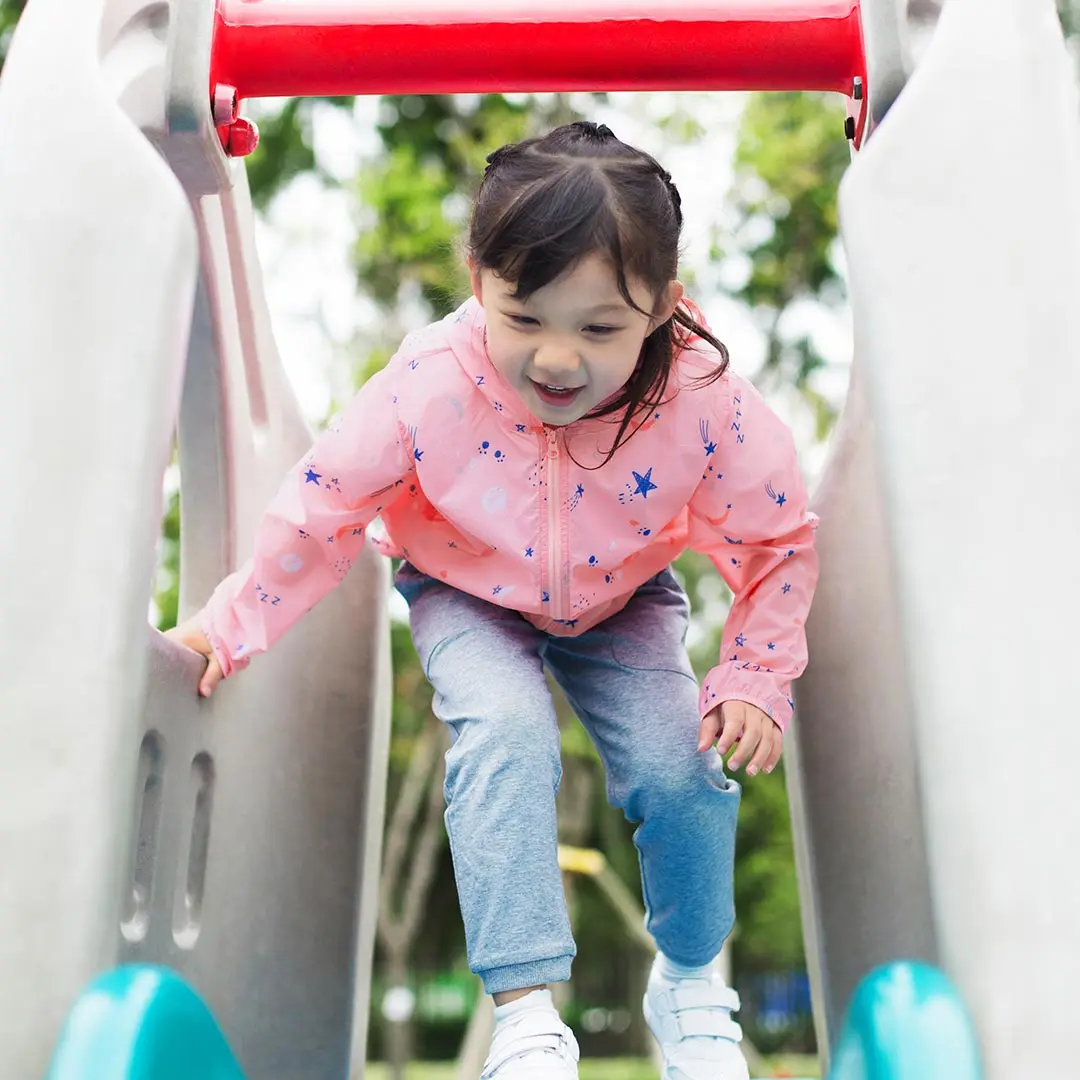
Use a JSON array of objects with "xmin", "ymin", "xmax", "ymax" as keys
[{"xmin": 441, "ymin": 298, "xmax": 535, "ymax": 429}]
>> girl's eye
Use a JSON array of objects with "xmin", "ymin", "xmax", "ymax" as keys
[
  {"xmin": 584, "ymin": 325, "xmax": 620, "ymax": 336},
  {"xmin": 508, "ymin": 314, "xmax": 539, "ymax": 327}
]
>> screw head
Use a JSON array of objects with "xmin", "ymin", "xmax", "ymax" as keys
[{"xmin": 212, "ymin": 83, "xmax": 239, "ymax": 126}]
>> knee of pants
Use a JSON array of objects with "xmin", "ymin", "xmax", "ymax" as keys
[
  {"xmin": 612, "ymin": 742, "xmax": 738, "ymax": 819},
  {"xmin": 443, "ymin": 699, "xmax": 563, "ymax": 798}
]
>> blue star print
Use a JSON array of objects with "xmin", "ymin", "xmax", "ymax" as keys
[
  {"xmin": 408, "ymin": 425, "xmax": 423, "ymax": 461},
  {"xmin": 631, "ymin": 468, "xmax": 657, "ymax": 499},
  {"xmin": 699, "ymin": 419, "xmax": 717, "ymax": 456},
  {"xmin": 305, "ymin": 468, "xmax": 322, "ymax": 485},
  {"xmin": 735, "ymin": 634, "xmax": 747, "ymax": 647},
  {"xmin": 766, "ymin": 481, "xmax": 786, "ymax": 507},
  {"xmin": 782, "ymin": 583, "xmax": 792, "ymax": 594}
]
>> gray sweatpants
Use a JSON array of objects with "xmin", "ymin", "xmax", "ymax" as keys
[{"xmin": 397, "ymin": 564, "xmax": 741, "ymax": 996}]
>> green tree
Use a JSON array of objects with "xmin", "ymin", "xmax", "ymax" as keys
[
  {"xmin": 0, "ymin": 0, "xmax": 26, "ymax": 70},
  {"xmin": 716, "ymin": 91, "xmax": 850, "ymax": 441}
]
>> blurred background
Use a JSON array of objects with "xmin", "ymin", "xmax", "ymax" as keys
[{"xmin": 3, "ymin": 1, "xmax": 1078, "ymax": 1076}]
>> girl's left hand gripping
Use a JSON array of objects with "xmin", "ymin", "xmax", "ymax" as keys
[
  {"xmin": 698, "ymin": 701, "xmax": 783, "ymax": 776},
  {"xmin": 165, "ymin": 613, "xmax": 224, "ymax": 698}
]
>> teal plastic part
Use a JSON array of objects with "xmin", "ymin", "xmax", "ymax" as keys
[
  {"xmin": 46, "ymin": 965, "xmax": 246, "ymax": 1080},
  {"xmin": 827, "ymin": 961, "xmax": 983, "ymax": 1080},
  {"xmin": 48, "ymin": 959, "xmax": 978, "ymax": 1080}
]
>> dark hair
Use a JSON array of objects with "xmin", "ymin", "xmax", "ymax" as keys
[{"xmin": 468, "ymin": 121, "xmax": 729, "ymax": 458}]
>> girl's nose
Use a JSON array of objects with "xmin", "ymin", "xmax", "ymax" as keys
[{"xmin": 532, "ymin": 346, "xmax": 582, "ymax": 384}]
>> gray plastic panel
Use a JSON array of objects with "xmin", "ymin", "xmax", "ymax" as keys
[
  {"xmin": 788, "ymin": 369, "xmax": 937, "ymax": 1063},
  {"xmin": 861, "ymin": 0, "xmax": 912, "ymax": 124},
  {"xmin": 0, "ymin": 2, "xmax": 197, "ymax": 1075},
  {"xmin": 837, "ymin": 2, "xmax": 1080, "ymax": 1075},
  {"xmin": 123, "ymin": 572, "xmax": 390, "ymax": 1079}
]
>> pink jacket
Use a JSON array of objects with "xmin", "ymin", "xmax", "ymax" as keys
[{"xmin": 203, "ymin": 298, "xmax": 818, "ymax": 730}]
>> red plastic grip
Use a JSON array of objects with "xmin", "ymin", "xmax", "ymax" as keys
[{"xmin": 211, "ymin": 0, "xmax": 866, "ymax": 100}]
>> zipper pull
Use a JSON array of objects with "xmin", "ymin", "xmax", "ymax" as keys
[{"xmin": 547, "ymin": 429, "xmax": 560, "ymax": 459}]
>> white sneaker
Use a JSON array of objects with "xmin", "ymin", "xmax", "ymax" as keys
[
  {"xmin": 480, "ymin": 1006, "xmax": 580, "ymax": 1079},
  {"xmin": 643, "ymin": 958, "xmax": 749, "ymax": 1080}
]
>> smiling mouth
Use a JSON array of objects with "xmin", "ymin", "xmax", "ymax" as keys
[{"xmin": 531, "ymin": 380, "xmax": 584, "ymax": 406}]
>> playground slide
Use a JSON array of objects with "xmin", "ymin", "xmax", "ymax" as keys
[{"xmin": 1, "ymin": 0, "xmax": 1073, "ymax": 1078}]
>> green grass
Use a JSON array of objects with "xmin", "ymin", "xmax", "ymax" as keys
[{"xmin": 361, "ymin": 1056, "xmax": 820, "ymax": 1078}]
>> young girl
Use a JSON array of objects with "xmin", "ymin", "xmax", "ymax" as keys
[{"xmin": 169, "ymin": 121, "xmax": 818, "ymax": 1080}]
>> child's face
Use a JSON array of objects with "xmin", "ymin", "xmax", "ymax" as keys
[{"xmin": 471, "ymin": 252, "xmax": 682, "ymax": 427}]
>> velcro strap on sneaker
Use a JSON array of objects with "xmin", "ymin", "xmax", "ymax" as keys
[
  {"xmin": 483, "ymin": 1012, "xmax": 578, "ymax": 1075},
  {"xmin": 668, "ymin": 983, "xmax": 741, "ymax": 1013},
  {"xmin": 674, "ymin": 1009, "xmax": 744, "ymax": 1041}
]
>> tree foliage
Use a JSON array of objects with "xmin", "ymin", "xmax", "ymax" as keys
[
  {"xmin": 716, "ymin": 92, "xmax": 850, "ymax": 441},
  {"xmin": 0, "ymin": 0, "xmax": 26, "ymax": 75}
]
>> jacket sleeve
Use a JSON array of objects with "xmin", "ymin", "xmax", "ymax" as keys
[
  {"xmin": 686, "ymin": 373, "xmax": 819, "ymax": 732},
  {"xmin": 200, "ymin": 358, "xmax": 415, "ymax": 676}
]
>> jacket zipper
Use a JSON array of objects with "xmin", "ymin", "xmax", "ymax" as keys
[{"xmin": 545, "ymin": 427, "xmax": 565, "ymax": 621}]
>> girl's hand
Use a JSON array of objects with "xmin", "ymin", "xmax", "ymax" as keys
[
  {"xmin": 164, "ymin": 614, "xmax": 224, "ymax": 698},
  {"xmin": 698, "ymin": 701, "xmax": 783, "ymax": 776}
]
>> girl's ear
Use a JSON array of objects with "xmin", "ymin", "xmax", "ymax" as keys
[
  {"xmin": 468, "ymin": 259, "xmax": 484, "ymax": 305},
  {"xmin": 649, "ymin": 280, "xmax": 685, "ymax": 332}
]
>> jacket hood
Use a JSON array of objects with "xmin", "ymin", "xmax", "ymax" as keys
[{"xmin": 441, "ymin": 298, "xmax": 537, "ymax": 428}]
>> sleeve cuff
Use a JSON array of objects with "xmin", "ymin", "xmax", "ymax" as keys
[
  {"xmin": 698, "ymin": 663, "xmax": 794, "ymax": 732},
  {"xmin": 200, "ymin": 608, "xmax": 249, "ymax": 679}
]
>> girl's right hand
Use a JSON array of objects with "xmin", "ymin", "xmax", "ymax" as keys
[{"xmin": 164, "ymin": 613, "xmax": 224, "ymax": 698}]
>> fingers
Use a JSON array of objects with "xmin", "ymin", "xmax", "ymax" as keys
[
  {"xmin": 162, "ymin": 610, "xmax": 223, "ymax": 699},
  {"xmin": 717, "ymin": 701, "xmax": 785, "ymax": 777},
  {"xmin": 164, "ymin": 613, "xmax": 214, "ymax": 657},
  {"xmin": 198, "ymin": 656, "xmax": 224, "ymax": 699},
  {"xmin": 745, "ymin": 725, "xmax": 779, "ymax": 777},
  {"xmin": 697, "ymin": 708, "xmax": 723, "ymax": 752},
  {"xmin": 763, "ymin": 731, "xmax": 784, "ymax": 774},
  {"xmin": 715, "ymin": 701, "xmax": 745, "ymax": 757},
  {"xmin": 725, "ymin": 705, "xmax": 761, "ymax": 773}
]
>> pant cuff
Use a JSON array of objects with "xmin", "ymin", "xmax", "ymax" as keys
[
  {"xmin": 653, "ymin": 925, "xmax": 733, "ymax": 970},
  {"xmin": 478, "ymin": 954, "xmax": 574, "ymax": 996}
]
